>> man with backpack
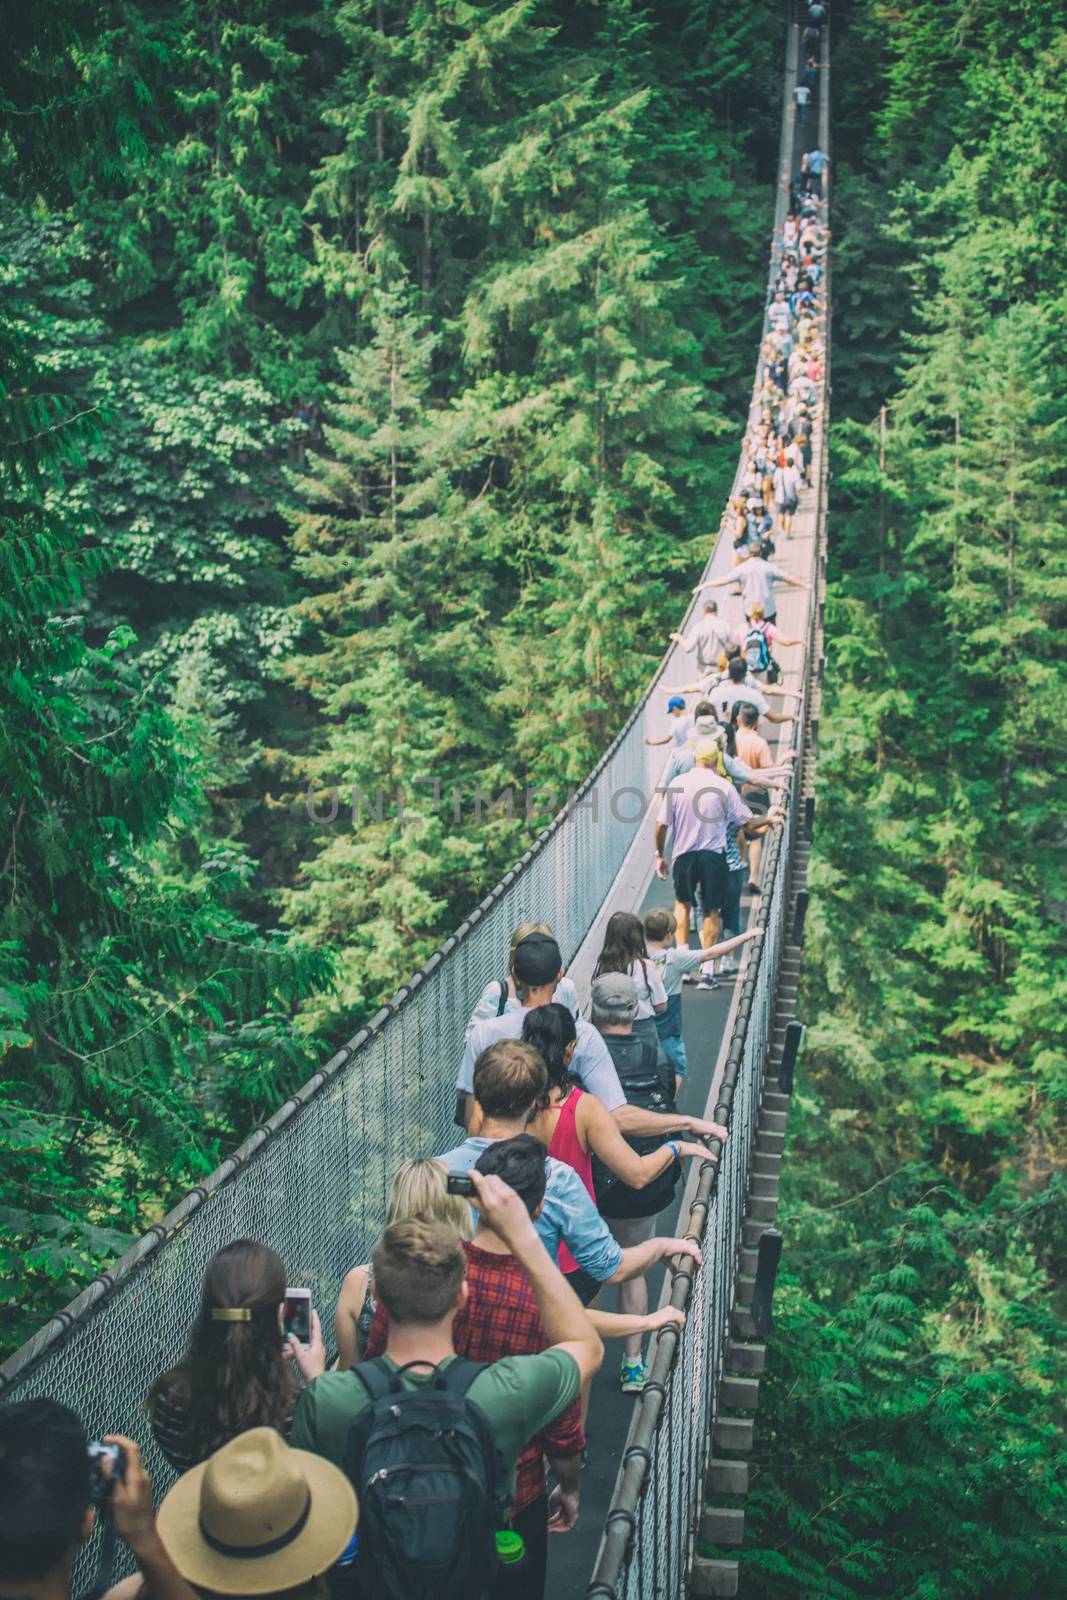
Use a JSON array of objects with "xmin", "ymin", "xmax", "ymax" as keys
[
  {"xmin": 289, "ymin": 1169, "xmax": 604, "ymax": 1600},
  {"xmin": 363, "ymin": 1137, "xmax": 585, "ymax": 1600},
  {"xmin": 589, "ymin": 973, "xmax": 690, "ymax": 1393},
  {"xmin": 741, "ymin": 603, "xmax": 803, "ymax": 683}
]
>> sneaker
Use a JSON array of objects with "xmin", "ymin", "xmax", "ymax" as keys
[
  {"xmin": 620, "ymin": 1356, "xmax": 648, "ymax": 1393},
  {"xmin": 718, "ymin": 953, "xmax": 738, "ymax": 976},
  {"xmin": 697, "ymin": 975, "xmax": 719, "ymax": 991}
]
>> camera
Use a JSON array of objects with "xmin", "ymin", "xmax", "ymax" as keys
[
  {"xmin": 446, "ymin": 1173, "xmax": 476, "ymax": 1196},
  {"xmin": 87, "ymin": 1441, "xmax": 126, "ymax": 1503}
]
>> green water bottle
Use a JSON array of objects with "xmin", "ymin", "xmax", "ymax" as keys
[{"xmin": 495, "ymin": 1530, "xmax": 526, "ymax": 1569}]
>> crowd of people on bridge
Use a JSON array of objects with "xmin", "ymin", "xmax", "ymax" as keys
[{"xmin": 0, "ymin": 28, "xmax": 829, "ymax": 1600}]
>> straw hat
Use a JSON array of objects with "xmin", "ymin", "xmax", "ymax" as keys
[{"xmin": 157, "ymin": 1428, "xmax": 357, "ymax": 1595}]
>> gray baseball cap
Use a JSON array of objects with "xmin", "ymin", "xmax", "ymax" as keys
[{"xmin": 590, "ymin": 972, "xmax": 638, "ymax": 1025}]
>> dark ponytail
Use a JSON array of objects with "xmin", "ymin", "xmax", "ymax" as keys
[
  {"xmin": 149, "ymin": 1240, "xmax": 295, "ymax": 1463},
  {"xmin": 522, "ymin": 1003, "xmax": 578, "ymax": 1098}
]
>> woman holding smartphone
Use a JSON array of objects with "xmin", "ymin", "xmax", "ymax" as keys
[{"xmin": 148, "ymin": 1240, "xmax": 326, "ymax": 1473}]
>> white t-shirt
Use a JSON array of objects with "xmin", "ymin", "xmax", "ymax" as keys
[
  {"xmin": 711, "ymin": 681, "xmax": 772, "ymax": 724},
  {"xmin": 768, "ymin": 300, "xmax": 790, "ymax": 330},
  {"xmin": 794, "ymin": 85, "xmax": 811, "ymax": 106},
  {"xmin": 467, "ymin": 973, "xmax": 580, "ymax": 1029},
  {"xmin": 774, "ymin": 465, "xmax": 801, "ymax": 503},
  {"xmin": 625, "ymin": 958, "xmax": 668, "ymax": 1019},
  {"xmin": 736, "ymin": 557, "xmax": 787, "ymax": 615},
  {"xmin": 669, "ymin": 712, "xmax": 694, "ymax": 748},
  {"xmin": 458, "ymin": 1009, "xmax": 625, "ymax": 1109}
]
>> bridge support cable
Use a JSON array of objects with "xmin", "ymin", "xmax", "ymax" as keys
[{"xmin": 585, "ymin": 7, "xmax": 830, "ymax": 1595}]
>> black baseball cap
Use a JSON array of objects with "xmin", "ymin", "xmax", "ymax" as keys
[{"xmin": 513, "ymin": 932, "xmax": 563, "ymax": 986}]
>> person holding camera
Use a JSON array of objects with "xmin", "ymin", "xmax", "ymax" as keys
[{"xmin": 0, "ymin": 1398, "xmax": 196, "ymax": 1600}]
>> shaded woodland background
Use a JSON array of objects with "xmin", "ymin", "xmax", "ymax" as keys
[{"xmin": 1, "ymin": 4, "xmax": 1063, "ymax": 1591}]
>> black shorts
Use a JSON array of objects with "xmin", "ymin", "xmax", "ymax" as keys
[
  {"xmin": 564, "ymin": 1267, "xmax": 603, "ymax": 1306},
  {"xmin": 776, "ymin": 495, "xmax": 798, "ymax": 515},
  {"xmin": 673, "ymin": 848, "xmax": 728, "ymax": 912}
]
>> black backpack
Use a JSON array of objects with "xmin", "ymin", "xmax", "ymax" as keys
[
  {"xmin": 343, "ymin": 1357, "xmax": 508, "ymax": 1600},
  {"xmin": 593, "ymin": 1033, "xmax": 680, "ymax": 1219}
]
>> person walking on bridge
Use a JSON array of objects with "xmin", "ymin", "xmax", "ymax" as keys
[
  {"xmin": 670, "ymin": 600, "xmax": 731, "ymax": 678},
  {"xmin": 694, "ymin": 547, "xmax": 810, "ymax": 627},
  {"xmin": 654, "ymin": 741, "xmax": 783, "ymax": 949}
]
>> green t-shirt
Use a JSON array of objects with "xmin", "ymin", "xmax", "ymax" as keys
[{"xmin": 290, "ymin": 1351, "xmax": 580, "ymax": 1495}]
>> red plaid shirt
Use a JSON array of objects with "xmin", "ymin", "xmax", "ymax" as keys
[{"xmin": 364, "ymin": 1238, "xmax": 584, "ymax": 1512}]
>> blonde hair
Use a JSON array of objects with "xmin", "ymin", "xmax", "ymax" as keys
[
  {"xmin": 386, "ymin": 1158, "xmax": 472, "ymax": 1238},
  {"xmin": 509, "ymin": 921, "xmax": 552, "ymax": 966},
  {"xmin": 749, "ymin": 602, "xmax": 766, "ymax": 620}
]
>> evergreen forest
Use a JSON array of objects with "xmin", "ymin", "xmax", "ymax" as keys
[{"xmin": 1, "ymin": 2, "xmax": 1064, "ymax": 1593}]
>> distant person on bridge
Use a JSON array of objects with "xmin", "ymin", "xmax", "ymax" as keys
[
  {"xmin": 794, "ymin": 81, "xmax": 811, "ymax": 124},
  {"xmin": 667, "ymin": 706, "xmax": 796, "ymax": 790},
  {"xmin": 698, "ymin": 658, "xmax": 802, "ymax": 730},
  {"xmin": 806, "ymin": 146, "xmax": 830, "ymax": 194},
  {"xmin": 773, "ymin": 456, "xmax": 802, "ymax": 534},
  {"xmin": 768, "ymin": 290, "xmax": 791, "ymax": 333},
  {"xmin": 739, "ymin": 602, "xmax": 803, "ymax": 679},
  {"xmin": 695, "ymin": 547, "xmax": 810, "ymax": 626},
  {"xmin": 643, "ymin": 909, "xmax": 764, "ymax": 1087},
  {"xmin": 733, "ymin": 705, "xmax": 787, "ymax": 891},
  {"xmin": 654, "ymin": 740, "xmax": 784, "ymax": 949},
  {"xmin": 644, "ymin": 693, "xmax": 692, "ymax": 750},
  {"xmin": 808, "ymin": 1, "xmax": 827, "ymax": 27},
  {"xmin": 670, "ymin": 599, "xmax": 731, "ymax": 677}
]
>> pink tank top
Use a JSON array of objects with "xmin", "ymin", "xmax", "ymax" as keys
[{"xmin": 548, "ymin": 1087, "xmax": 594, "ymax": 1276}]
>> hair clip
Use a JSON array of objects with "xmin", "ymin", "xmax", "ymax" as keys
[{"xmin": 210, "ymin": 1307, "xmax": 252, "ymax": 1322}]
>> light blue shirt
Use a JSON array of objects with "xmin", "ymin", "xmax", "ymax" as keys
[
  {"xmin": 458, "ymin": 1009, "xmax": 625, "ymax": 1110},
  {"xmin": 436, "ymin": 1136, "xmax": 624, "ymax": 1283}
]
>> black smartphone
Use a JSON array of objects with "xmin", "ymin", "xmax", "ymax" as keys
[
  {"xmin": 283, "ymin": 1287, "xmax": 312, "ymax": 1347},
  {"xmin": 446, "ymin": 1173, "xmax": 476, "ymax": 1196}
]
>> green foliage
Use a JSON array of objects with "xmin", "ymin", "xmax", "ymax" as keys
[
  {"xmin": 1, "ymin": 0, "xmax": 784, "ymax": 1334},
  {"xmin": 0, "ymin": 170, "xmax": 333, "ymax": 1357}
]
